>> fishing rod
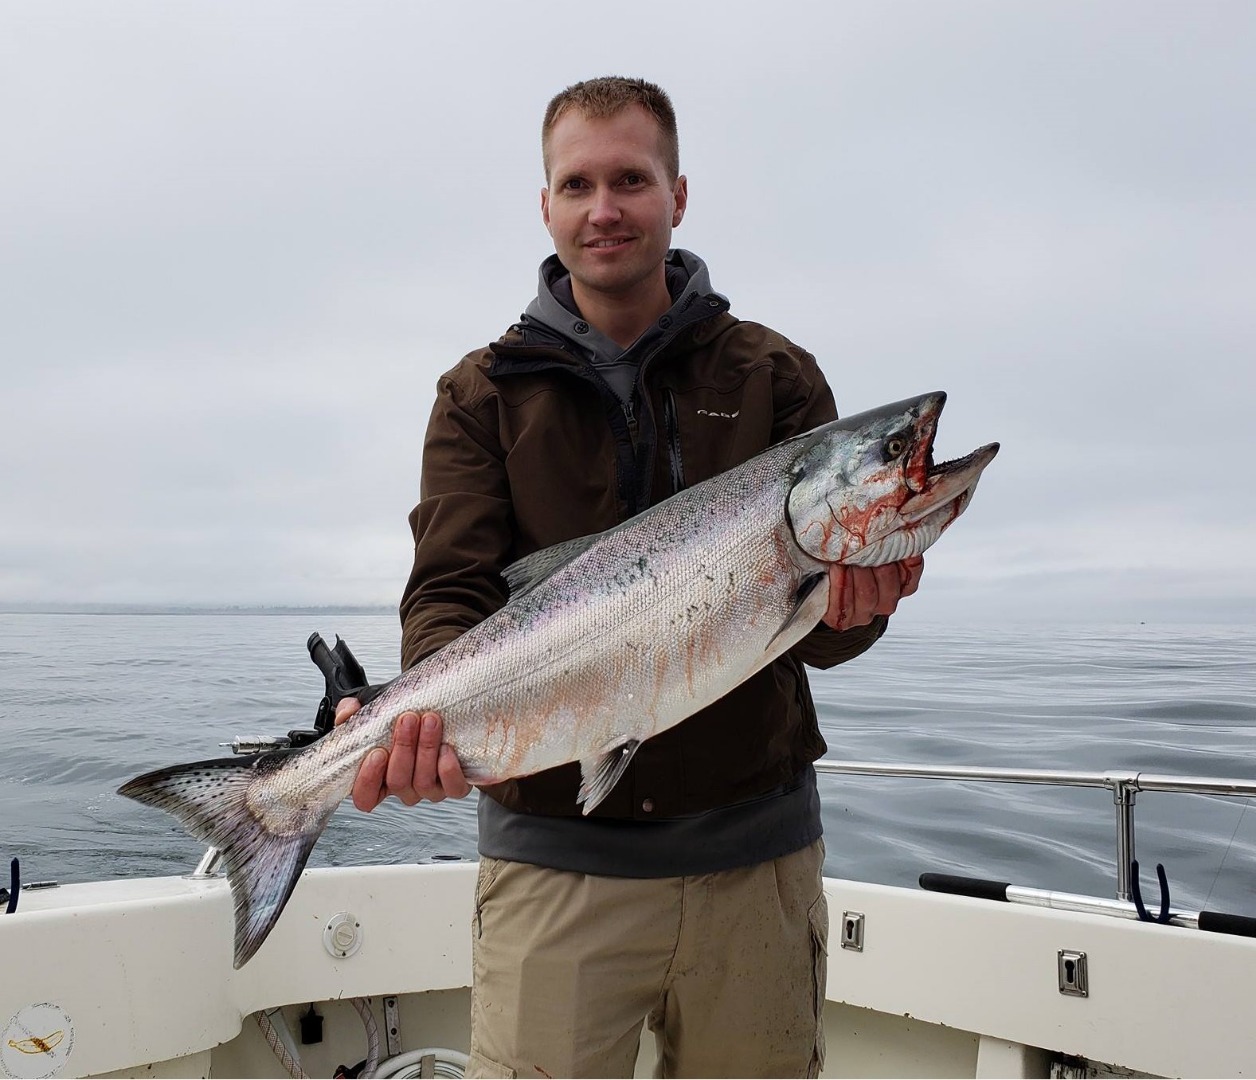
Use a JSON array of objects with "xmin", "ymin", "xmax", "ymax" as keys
[{"xmin": 920, "ymin": 871, "xmax": 1256, "ymax": 938}]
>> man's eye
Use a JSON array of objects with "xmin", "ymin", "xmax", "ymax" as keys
[
  {"xmin": 622, "ymin": 174, "xmax": 645, "ymax": 186},
  {"xmin": 562, "ymin": 178, "xmax": 586, "ymax": 191}
]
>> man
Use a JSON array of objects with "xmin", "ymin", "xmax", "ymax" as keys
[{"xmin": 338, "ymin": 77, "xmax": 922, "ymax": 1078}]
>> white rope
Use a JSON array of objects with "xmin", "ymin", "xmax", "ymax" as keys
[
  {"xmin": 352, "ymin": 997, "xmax": 381, "ymax": 1078},
  {"xmin": 256, "ymin": 1010, "xmax": 309, "ymax": 1080}
]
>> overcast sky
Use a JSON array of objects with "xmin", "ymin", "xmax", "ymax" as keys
[{"xmin": 2, "ymin": 1, "xmax": 1253, "ymax": 625}]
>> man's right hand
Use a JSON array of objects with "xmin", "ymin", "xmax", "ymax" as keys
[{"xmin": 335, "ymin": 699, "xmax": 473, "ymax": 812}]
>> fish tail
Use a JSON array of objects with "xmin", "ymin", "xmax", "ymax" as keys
[{"xmin": 118, "ymin": 751, "xmax": 332, "ymax": 968}]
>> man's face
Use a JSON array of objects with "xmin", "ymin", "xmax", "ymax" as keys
[{"xmin": 541, "ymin": 105, "xmax": 687, "ymax": 304}]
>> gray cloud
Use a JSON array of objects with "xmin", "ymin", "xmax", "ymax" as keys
[{"xmin": 2, "ymin": 0, "xmax": 1253, "ymax": 623}]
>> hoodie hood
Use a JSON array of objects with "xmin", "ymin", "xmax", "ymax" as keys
[{"xmin": 518, "ymin": 249, "xmax": 727, "ymax": 405}]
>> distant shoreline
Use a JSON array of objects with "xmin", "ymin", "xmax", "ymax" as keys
[{"xmin": 0, "ymin": 604, "xmax": 394, "ymax": 616}]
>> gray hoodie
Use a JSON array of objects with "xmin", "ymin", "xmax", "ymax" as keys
[{"xmin": 522, "ymin": 248, "xmax": 724, "ymax": 407}]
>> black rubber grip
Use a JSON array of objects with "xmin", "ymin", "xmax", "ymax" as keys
[
  {"xmin": 4, "ymin": 858, "xmax": 18, "ymax": 914},
  {"xmin": 1198, "ymin": 910, "xmax": 1256, "ymax": 938},
  {"xmin": 919, "ymin": 873, "xmax": 1010, "ymax": 902},
  {"xmin": 307, "ymin": 633, "xmax": 372, "ymax": 707},
  {"xmin": 307, "ymin": 633, "xmax": 340, "ymax": 686}
]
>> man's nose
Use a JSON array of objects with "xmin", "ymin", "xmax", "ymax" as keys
[{"xmin": 588, "ymin": 187, "xmax": 622, "ymax": 226}]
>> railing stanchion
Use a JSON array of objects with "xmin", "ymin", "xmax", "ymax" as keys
[
  {"xmin": 1111, "ymin": 776, "xmax": 1139, "ymax": 902},
  {"xmin": 188, "ymin": 847, "xmax": 223, "ymax": 879}
]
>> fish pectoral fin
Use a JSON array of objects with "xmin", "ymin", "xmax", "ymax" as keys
[
  {"xmin": 577, "ymin": 739, "xmax": 642, "ymax": 815},
  {"xmin": 764, "ymin": 573, "xmax": 827, "ymax": 652}
]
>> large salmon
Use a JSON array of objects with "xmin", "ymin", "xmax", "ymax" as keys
[{"xmin": 120, "ymin": 391, "xmax": 998, "ymax": 966}]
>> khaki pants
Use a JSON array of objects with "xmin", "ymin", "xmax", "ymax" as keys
[{"xmin": 466, "ymin": 839, "xmax": 828, "ymax": 1079}]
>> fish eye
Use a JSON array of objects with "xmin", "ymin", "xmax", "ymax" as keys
[{"xmin": 884, "ymin": 436, "xmax": 909, "ymax": 459}]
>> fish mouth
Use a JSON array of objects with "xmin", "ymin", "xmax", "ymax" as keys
[
  {"xmin": 895, "ymin": 391, "xmax": 999, "ymax": 519},
  {"xmin": 901, "ymin": 441, "xmax": 1001, "ymax": 525},
  {"xmin": 837, "ymin": 432, "xmax": 999, "ymax": 568}
]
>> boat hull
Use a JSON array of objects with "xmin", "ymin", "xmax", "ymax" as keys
[{"xmin": 2, "ymin": 860, "xmax": 1253, "ymax": 1078}]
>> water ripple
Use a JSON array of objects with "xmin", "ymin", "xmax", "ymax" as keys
[{"xmin": 3, "ymin": 614, "xmax": 1255, "ymax": 916}]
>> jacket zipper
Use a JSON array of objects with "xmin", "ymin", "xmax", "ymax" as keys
[
  {"xmin": 662, "ymin": 389, "xmax": 685, "ymax": 494},
  {"xmin": 490, "ymin": 296, "xmax": 729, "ymax": 515},
  {"xmin": 623, "ymin": 395, "xmax": 638, "ymax": 449}
]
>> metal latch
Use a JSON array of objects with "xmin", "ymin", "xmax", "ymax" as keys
[
  {"xmin": 840, "ymin": 911, "xmax": 865, "ymax": 951},
  {"xmin": 1058, "ymin": 950, "xmax": 1088, "ymax": 996}
]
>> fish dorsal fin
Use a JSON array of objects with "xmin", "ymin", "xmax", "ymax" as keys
[
  {"xmin": 577, "ymin": 739, "xmax": 642, "ymax": 814},
  {"xmin": 502, "ymin": 534, "xmax": 601, "ymax": 598},
  {"xmin": 764, "ymin": 573, "xmax": 827, "ymax": 653}
]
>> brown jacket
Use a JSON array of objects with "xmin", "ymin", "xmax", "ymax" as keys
[{"xmin": 399, "ymin": 304, "xmax": 886, "ymax": 820}]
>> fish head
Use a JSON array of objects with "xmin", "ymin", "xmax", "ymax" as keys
[{"xmin": 786, "ymin": 391, "xmax": 999, "ymax": 567}]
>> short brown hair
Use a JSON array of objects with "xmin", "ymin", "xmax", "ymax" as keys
[{"xmin": 542, "ymin": 76, "xmax": 680, "ymax": 182}]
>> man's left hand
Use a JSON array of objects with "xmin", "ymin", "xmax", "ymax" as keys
[{"xmin": 822, "ymin": 555, "xmax": 924, "ymax": 631}]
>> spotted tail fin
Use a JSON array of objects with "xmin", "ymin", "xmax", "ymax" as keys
[{"xmin": 118, "ymin": 751, "xmax": 333, "ymax": 968}]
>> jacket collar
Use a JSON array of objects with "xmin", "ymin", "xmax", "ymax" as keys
[{"xmin": 489, "ymin": 249, "xmax": 730, "ymax": 374}]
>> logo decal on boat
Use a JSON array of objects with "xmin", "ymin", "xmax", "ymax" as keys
[{"xmin": 1, "ymin": 1004, "xmax": 74, "ymax": 1079}]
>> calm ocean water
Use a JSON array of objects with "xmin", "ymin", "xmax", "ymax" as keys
[{"xmin": 2, "ymin": 613, "xmax": 1254, "ymax": 915}]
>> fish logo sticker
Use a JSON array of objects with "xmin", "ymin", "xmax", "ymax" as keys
[{"xmin": 1, "ymin": 1005, "xmax": 74, "ymax": 1079}]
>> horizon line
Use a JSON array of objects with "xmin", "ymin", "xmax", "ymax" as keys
[{"xmin": 0, "ymin": 602, "xmax": 396, "ymax": 615}]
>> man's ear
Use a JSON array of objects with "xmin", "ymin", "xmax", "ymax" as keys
[
  {"xmin": 541, "ymin": 187, "xmax": 552, "ymax": 233},
  {"xmin": 672, "ymin": 175, "xmax": 688, "ymax": 228}
]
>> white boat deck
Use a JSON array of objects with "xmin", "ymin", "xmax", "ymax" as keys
[{"xmin": 4, "ymin": 859, "xmax": 1254, "ymax": 1078}]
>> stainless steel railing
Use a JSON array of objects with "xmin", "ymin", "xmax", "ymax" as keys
[
  {"xmin": 814, "ymin": 760, "xmax": 1256, "ymax": 901},
  {"xmin": 189, "ymin": 760, "xmax": 1256, "ymax": 903}
]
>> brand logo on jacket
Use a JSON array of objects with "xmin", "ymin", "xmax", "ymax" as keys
[{"xmin": 696, "ymin": 409, "xmax": 740, "ymax": 419}]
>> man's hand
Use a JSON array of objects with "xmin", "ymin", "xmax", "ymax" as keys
[
  {"xmin": 334, "ymin": 699, "xmax": 472, "ymax": 812},
  {"xmin": 822, "ymin": 555, "xmax": 924, "ymax": 631}
]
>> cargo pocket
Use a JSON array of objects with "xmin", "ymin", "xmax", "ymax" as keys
[
  {"xmin": 807, "ymin": 891, "xmax": 829, "ymax": 1078},
  {"xmin": 465, "ymin": 1048, "xmax": 519, "ymax": 1079},
  {"xmin": 467, "ymin": 859, "xmax": 523, "ymax": 1080},
  {"xmin": 473, "ymin": 856, "xmax": 506, "ymax": 940}
]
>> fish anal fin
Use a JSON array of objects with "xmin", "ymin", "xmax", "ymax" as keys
[{"xmin": 577, "ymin": 739, "xmax": 642, "ymax": 815}]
